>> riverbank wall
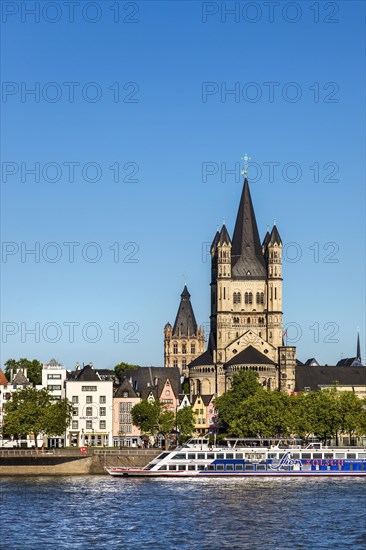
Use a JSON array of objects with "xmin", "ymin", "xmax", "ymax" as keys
[{"xmin": 0, "ymin": 449, "xmax": 161, "ymax": 475}]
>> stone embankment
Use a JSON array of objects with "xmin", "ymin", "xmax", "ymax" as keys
[{"xmin": 0, "ymin": 448, "xmax": 161, "ymax": 475}]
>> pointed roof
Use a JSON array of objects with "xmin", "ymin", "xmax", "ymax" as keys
[
  {"xmin": 211, "ymin": 230, "xmax": 220, "ymax": 252},
  {"xmin": 114, "ymin": 377, "xmax": 138, "ymax": 398},
  {"xmin": 11, "ymin": 369, "xmax": 30, "ymax": 386},
  {"xmin": 189, "ymin": 348, "xmax": 214, "ymax": 367},
  {"xmin": 262, "ymin": 231, "xmax": 270, "ymax": 249},
  {"xmin": 231, "ymin": 179, "xmax": 266, "ymax": 279},
  {"xmin": 218, "ymin": 224, "xmax": 231, "ymax": 245},
  {"xmin": 74, "ymin": 364, "xmax": 101, "ymax": 382},
  {"xmin": 172, "ymin": 286, "xmax": 198, "ymax": 337},
  {"xmin": 0, "ymin": 368, "xmax": 8, "ymax": 387},
  {"xmin": 225, "ymin": 346, "xmax": 275, "ymax": 366},
  {"xmin": 357, "ymin": 332, "xmax": 361, "ymax": 362},
  {"xmin": 269, "ymin": 224, "xmax": 282, "ymax": 245}
]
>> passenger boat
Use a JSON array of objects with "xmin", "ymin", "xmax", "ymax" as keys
[{"xmin": 105, "ymin": 437, "xmax": 366, "ymax": 477}]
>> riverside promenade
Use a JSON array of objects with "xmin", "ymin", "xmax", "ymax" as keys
[{"xmin": 0, "ymin": 448, "xmax": 161, "ymax": 475}]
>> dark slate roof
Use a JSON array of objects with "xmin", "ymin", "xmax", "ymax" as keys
[
  {"xmin": 296, "ymin": 359, "xmax": 304, "ymax": 366},
  {"xmin": 231, "ymin": 179, "xmax": 267, "ymax": 279},
  {"xmin": 74, "ymin": 364, "xmax": 101, "ymax": 382},
  {"xmin": 123, "ymin": 367, "xmax": 181, "ymax": 401},
  {"xmin": 211, "ymin": 230, "xmax": 220, "ymax": 252},
  {"xmin": 47, "ymin": 358, "xmax": 60, "ymax": 366},
  {"xmin": 269, "ymin": 224, "xmax": 282, "ymax": 245},
  {"xmin": 97, "ymin": 369, "xmax": 118, "ymax": 381},
  {"xmin": 201, "ymin": 394, "xmax": 214, "ymax": 406},
  {"xmin": 295, "ymin": 365, "xmax": 366, "ymax": 392},
  {"xmin": 172, "ymin": 286, "xmax": 198, "ymax": 338},
  {"xmin": 218, "ymin": 224, "xmax": 231, "ymax": 245},
  {"xmin": 225, "ymin": 345, "xmax": 275, "ymax": 366},
  {"xmin": 114, "ymin": 377, "xmax": 138, "ymax": 398},
  {"xmin": 305, "ymin": 358, "xmax": 320, "ymax": 366},
  {"xmin": 189, "ymin": 348, "xmax": 214, "ymax": 367},
  {"xmin": 336, "ymin": 357, "xmax": 363, "ymax": 367},
  {"xmin": 262, "ymin": 231, "xmax": 270, "ymax": 250}
]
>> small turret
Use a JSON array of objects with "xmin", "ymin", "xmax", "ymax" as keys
[{"xmin": 217, "ymin": 224, "xmax": 232, "ymax": 279}]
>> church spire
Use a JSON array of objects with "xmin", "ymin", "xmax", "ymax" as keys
[
  {"xmin": 356, "ymin": 331, "xmax": 361, "ymax": 362},
  {"xmin": 231, "ymin": 178, "xmax": 266, "ymax": 279},
  {"xmin": 172, "ymin": 286, "xmax": 198, "ymax": 337}
]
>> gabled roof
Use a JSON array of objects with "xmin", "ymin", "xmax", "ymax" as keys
[
  {"xmin": 336, "ymin": 357, "xmax": 363, "ymax": 367},
  {"xmin": 0, "ymin": 368, "xmax": 8, "ymax": 387},
  {"xmin": 269, "ymin": 224, "xmax": 282, "ymax": 245},
  {"xmin": 295, "ymin": 365, "xmax": 366, "ymax": 392},
  {"xmin": 47, "ymin": 358, "xmax": 60, "ymax": 367},
  {"xmin": 189, "ymin": 348, "xmax": 214, "ymax": 367},
  {"xmin": 123, "ymin": 367, "xmax": 181, "ymax": 401},
  {"xmin": 114, "ymin": 377, "xmax": 138, "ymax": 398},
  {"xmin": 172, "ymin": 286, "xmax": 198, "ymax": 338},
  {"xmin": 11, "ymin": 369, "xmax": 30, "ymax": 386},
  {"xmin": 74, "ymin": 364, "xmax": 101, "ymax": 382},
  {"xmin": 305, "ymin": 358, "xmax": 320, "ymax": 366},
  {"xmin": 225, "ymin": 345, "xmax": 275, "ymax": 366},
  {"xmin": 231, "ymin": 179, "xmax": 267, "ymax": 279},
  {"xmin": 218, "ymin": 224, "xmax": 231, "ymax": 245}
]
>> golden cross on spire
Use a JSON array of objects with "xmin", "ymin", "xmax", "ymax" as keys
[{"xmin": 241, "ymin": 153, "xmax": 251, "ymax": 177}]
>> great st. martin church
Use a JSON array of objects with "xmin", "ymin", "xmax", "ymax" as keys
[{"xmin": 165, "ymin": 177, "xmax": 297, "ymax": 396}]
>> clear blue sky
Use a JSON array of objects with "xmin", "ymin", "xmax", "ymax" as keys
[{"xmin": 1, "ymin": 1, "xmax": 365, "ymax": 369}]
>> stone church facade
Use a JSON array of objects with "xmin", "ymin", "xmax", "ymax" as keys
[{"xmin": 186, "ymin": 178, "xmax": 296, "ymax": 396}]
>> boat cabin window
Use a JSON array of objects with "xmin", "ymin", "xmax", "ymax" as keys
[
  {"xmin": 236, "ymin": 453, "xmax": 243, "ymax": 459},
  {"xmin": 188, "ymin": 465, "xmax": 196, "ymax": 471},
  {"xmin": 226, "ymin": 464, "xmax": 234, "ymax": 471},
  {"xmin": 245, "ymin": 464, "xmax": 254, "ymax": 471},
  {"xmin": 207, "ymin": 453, "xmax": 215, "ymax": 460},
  {"xmin": 257, "ymin": 464, "xmax": 266, "ymax": 471},
  {"xmin": 197, "ymin": 465, "xmax": 205, "ymax": 471},
  {"xmin": 168, "ymin": 465, "xmax": 177, "ymax": 471},
  {"xmin": 235, "ymin": 464, "xmax": 243, "ymax": 471},
  {"xmin": 197, "ymin": 453, "xmax": 205, "ymax": 460},
  {"xmin": 216, "ymin": 453, "xmax": 224, "ymax": 459},
  {"xmin": 207, "ymin": 465, "xmax": 215, "ymax": 471},
  {"xmin": 358, "ymin": 453, "xmax": 366, "ymax": 458},
  {"xmin": 302, "ymin": 453, "xmax": 311, "ymax": 459},
  {"xmin": 313, "ymin": 453, "xmax": 322, "ymax": 459},
  {"xmin": 292, "ymin": 453, "xmax": 300, "ymax": 459},
  {"xmin": 347, "ymin": 453, "xmax": 356, "ymax": 459},
  {"xmin": 158, "ymin": 465, "xmax": 167, "ymax": 470},
  {"xmin": 268, "ymin": 453, "xmax": 277, "ymax": 459},
  {"xmin": 178, "ymin": 465, "xmax": 186, "ymax": 471},
  {"xmin": 335, "ymin": 453, "xmax": 345, "ymax": 458},
  {"xmin": 324, "ymin": 453, "xmax": 334, "ymax": 459},
  {"xmin": 216, "ymin": 465, "xmax": 224, "ymax": 471},
  {"xmin": 226, "ymin": 453, "xmax": 234, "ymax": 459},
  {"xmin": 188, "ymin": 453, "xmax": 195, "ymax": 460}
]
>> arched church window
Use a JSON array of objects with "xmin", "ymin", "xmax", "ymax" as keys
[
  {"xmin": 173, "ymin": 343, "xmax": 178, "ymax": 354},
  {"xmin": 256, "ymin": 292, "xmax": 264, "ymax": 305},
  {"xmin": 182, "ymin": 359, "xmax": 187, "ymax": 370},
  {"xmin": 233, "ymin": 292, "xmax": 241, "ymax": 304},
  {"xmin": 182, "ymin": 344, "xmax": 187, "ymax": 354},
  {"xmin": 245, "ymin": 292, "xmax": 253, "ymax": 304},
  {"xmin": 247, "ymin": 317, "xmax": 251, "ymax": 324},
  {"xmin": 191, "ymin": 343, "xmax": 196, "ymax": 354}
]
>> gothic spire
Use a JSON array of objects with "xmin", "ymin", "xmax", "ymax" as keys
[
  {"xmin": 231, "ymin": 178, "xmax": 266, "ymax": 278},
  {"xmin": 356, "ymin": 331, "xmax": 361, "ymax": 362},
  {"xmin": 172, "ymin": 286, "xmax": 198, "ymax": 337}
]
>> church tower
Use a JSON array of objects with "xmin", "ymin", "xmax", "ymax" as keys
[
  {"xmin": 189, "ymin": 176, "xmax": 295, "ymax": 396},
  {"xmin": 164, "ymin": 286, "xmax": 205, "ymax": 378}
]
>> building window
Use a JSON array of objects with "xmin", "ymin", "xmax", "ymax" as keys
[
  {"xmin": 119, "ymin": 402, "xmax": 132, "ymax": 412},
  {"xmin": 82, "ymin": 386, "xmax": 97, "ymax": 391},
  {"xmin": 245, "ymin": 292, "xmax": 253, "ymax": 304},
  {"xmin": 47, "ymin": 374, "xmax": 61, "ymax": 379},
  {"xmin": 86, "ymin": 407, "xmax": 93, "ymax": 417},
  {"xmin": 86, "ymin": 396, "xmax": 93, "ymax": 404},
  {"xmin": 72, "ymin": 408, "xmax": 78, "ymax": 416},
  {"xmin": 256, "ymin": 292, "xmax": 264, "ymax": 304},
  {"xmin": 247, "ymin": 317, "xmax": 251, "ymax": 324},
  {"xmin": 182, "ymin": 359, "xmax": 187, "ymax": 370},
  {"xmin": 72, "ymin": 420, "xmax": 78, "ymax": 430},
  {"xmin": 72, "ymin": 396, "xmax": 78, "ymax": 404},
  {"xmin": 86, "ymin": 420, "xmax": 93, "ymax": 429},
  {"xmin": 190, "ymin": 343, "xmax": 195, "ymax": 354},
  {"xmin": 100, "ymin": 395, "xmax": 106, "ymax": 404},
  {"xmin": 47, "ymin": 385, "xmax": 61, "ymax": 391},
  {"xmin": 173, "ymin": 360, "xmax": 178, "ymax": 368},
  {"xmin": 182, "ymin": 343, "xmax": 187, "ymax": 354},
  {"xmin": 173, "ymin": 342, "xmax": 178, "ymax": 354},
  {"xmin": 122, "ymin": 391, "xmax": 128, "ymax": 398},
  {"xmin": 99, "ymin": 420, "xmax": 106, "ymax": 430},
  {"xmin": 165, "ymin": 390, "xmax": 170, "ymax": 396},
  {"xmin": 100, "ymin": 407, "xmax": 106, "ymax": 416},
  {"xmin": 274, "ymin": 287, "xmax": 277, "ymax": 299},
  {"xmin": 233, "ymin": 292, "xmax": 241, "ymax": 304}
]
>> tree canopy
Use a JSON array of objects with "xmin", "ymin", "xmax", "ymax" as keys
[
  {"xmin": 114, "ymin": 361, "xmax": 140, "ymax": 381},
  {"xmin": 4, "ymin": 358, "xmax": 43, "ymax": 386},
  {"xmin": 131, "ymin": 400, "xmax": 175, "ymax": 448},
  {"xmin": 3, "ymin": 387, "xmax": 73, "ymax": 446},
  {"xmin": 176, "ymin": 406, "xmax": 196, "ymax": 441}
]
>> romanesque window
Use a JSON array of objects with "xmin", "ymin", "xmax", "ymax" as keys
[
  {"xmin": 182, "ymin": 344, "xmax": 187, "ymax": 354},
  {"xmin": 233, "ymin": 317, "xmax": 239, "ymax": 324},
  {"xmin": 233, "ymin": 292, "xmax": 241, "ymax": 304},
  {"xmin": 173, "ymin": 342, "xmax": 178, "ymax": 354},
  {"xmin": 245, "ymin": 292, "xmax": 253, "ymax": 304},
  {"xmin": 256, "ymin": 292, "xmax": 264, "ymax": 304},
  {"xmin": 191, "ymin": 343, "xmax": 196, "ymax": 354},
  {"xmin": 247, "ymin": 317, "xmax": 251, "ymax": 324}
]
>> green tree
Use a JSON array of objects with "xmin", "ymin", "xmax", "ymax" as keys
[
  {"xmin": 215, "ymin": 370, "xmax": 263, "ymax": 432},
  {"xmin": 4, "ymin": 358, "xmax": 43, "ymax": 386},
  {"xmin": 131, "ymin": 400, "xmax": 175, "ymax": 449},
  {"xmin": 309, "ymin": 389, "xmax": 342, "ymax": 444},
  {"xmin": 338, "ymin": 391, "xmax": 365, "ymax": 444},
  {"xmin": 114, "ymin": 362, "xmax": 140, "ymax": 381},
  {"xmin": 176, "ymin": 406, "xmax": 196, "ymax": 442},
  {"xmin": 3, "ymin": 387, "xmax": 72, "ymax": 447}
]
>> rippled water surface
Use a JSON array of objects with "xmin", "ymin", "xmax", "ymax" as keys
[{"xmin": 0, "ymin": 476, "xmax": 365, "ymax": 549}]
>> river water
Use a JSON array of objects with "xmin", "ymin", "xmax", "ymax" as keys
[{"xmin": 0, "ymin": 476, "xmax": 365, "ymax": 549}]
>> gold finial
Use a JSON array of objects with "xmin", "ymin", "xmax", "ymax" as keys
[{"xmin": 240, "ymin": 153, "xmax": 251, "ymax": 176}]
